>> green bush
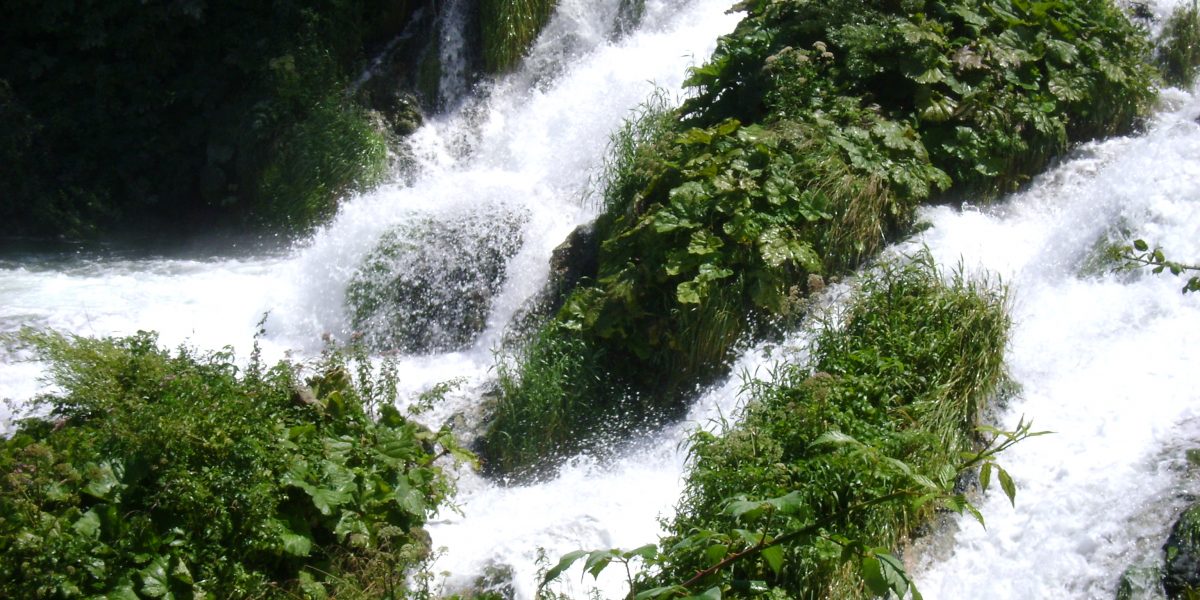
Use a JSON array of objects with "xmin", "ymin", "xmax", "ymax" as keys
[
  {"xmin": 654, "ymin": 253, "xmax": 1010, "ymax": 599},
  {"xmin": 483, "ymin": 0, "xmax": 1152, "ymax": 476},
  {"xmin": 0, "ymin": 331, "xmax": 469, "ymax": 598},
  {"xmin": 1158, "ymin": 2, "xmax": 1200, "ymax": 89}
]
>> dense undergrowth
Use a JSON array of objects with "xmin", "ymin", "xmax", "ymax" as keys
[
  {"xmin": 0, "ymin": 0, "xmax": 564, "ymax": 239},
  {"xmin": 482, "ymin": 0, "xmax": 1154, "ymax": 477},
  {"xmin": 540, "ymin": 254, "xmax": 1020, "ymax": 599},
  {"xmin": 0, "ymin": 331, "xmax": 470, "ymax": 598}
]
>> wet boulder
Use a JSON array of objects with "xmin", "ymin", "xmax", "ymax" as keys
[
  {"xmin": 1165, "ymin": 502, "xmax": 1200, "ymax": 598},
  {"xmin": 346, "ymin": 207, "xmax": 527, "ymax": 353}
]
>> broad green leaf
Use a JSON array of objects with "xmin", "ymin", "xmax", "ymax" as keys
[
  {"xmin": 705, "ymin": 543, "xmax": 729, "ymax": 566},
  {"xmin": 636, "ymin": 586, "xmax": 683, "ymax": 600},
  {"xmin": 541, "ymin": 550, "xmax": 587, "ymax": 585},
  {"xmin": 170, "ymin": 557, "xmax": 193, "ymax": 586},
  {"xmin": 998, "ymin": 467, "xmax": 1017, "ymax": 506},
  {"xmin": 624, "ymin": 543, "xmax": 658, "ymax": 561},
  {"xmin": 139, "ymin": 555, "xmax": 171, "ymax": 598},
  {"xmin": 84, "ymin": 461, "xmax": 123, "ymax": 501},
  {"xmin": 107, "ymin": 586, "xmax": 140, "ymax": 600},
  {"xmin": 584, "ymin": 550, "xmax": 617, "ymax": 579},
  {"xmin": 394, "ymin": 477, "xmax": 427, "ymax": 516},
  {"xmin": 308, "ymin": 485, "xmax": 353, "ymax": 516},
  {"xmin": 280, "ymin": 526, "xmax": 314, "ymax": 557},
  {"xmin": 694, "ymin": 586, "xmax": 722, "ymax": 600},
  {"xmin": 727, "ymin": 498, "xmax": 765, "ymax": 520},
  {"xmin": 688, "ymin": 230, "xmax": 724, "ymax": 256},
  {"xmin": 677, "ymin": 281, "xmax": 702, "ymax": 305},
  {"xmin": 335, "ymin": 511, "xmax": 369, "ymax": 545},
  {"xmin": 762, "ymin": 545, "xmax": 784, "ymax": 575},
  {"xmin": 765, "ymin": 490, "xmax": 807, "ymax": 514},
  {"xmin": 74, "ymin": 509, "xmax": 101, "ymax": 538},
  {"xmin": 860, "ymin": 554, "xmax": 888, "ymax": 596},
  {"xmin": 980, "ymin": 462, "xmax": 993, "ymax": 491}
]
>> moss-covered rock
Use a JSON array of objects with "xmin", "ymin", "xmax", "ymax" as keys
[
  {"xmin": 345, "ymin": 208, "xmax": 527, "ymax": 353},
  {"xmin": 1116, "ymin": 562, "xmax": 1165, "ymax": 600},
  {"xmin": 1165, "ymin": 503, "xmax": 1200, "ymax": 598}
]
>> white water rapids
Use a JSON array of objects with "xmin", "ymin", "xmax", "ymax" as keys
[{"xmin": 1, "ymin": 0, "xmax": 1199, "ymax": 598}]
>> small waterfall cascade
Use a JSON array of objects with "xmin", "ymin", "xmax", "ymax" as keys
[
  {"xmin": 437, "ymin": 0, "xmax": 473, "ymax": 111},
  {"xmin": 2, "ymin": 0, "xmax": 1199, "ymax": 598},
  {"xmin": 908, "ymin": 87, "xmax": 1200, "ymax": 598}
]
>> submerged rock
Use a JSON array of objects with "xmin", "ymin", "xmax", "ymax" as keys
[
  {"xmin": 1164, "ymin": 503, "xmax": 1200, "ymax": 598},
  {"xmin": 345, "ymin": 207, "xmax": 527, "ymax": 353}
]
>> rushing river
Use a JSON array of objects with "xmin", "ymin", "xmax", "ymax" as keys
[{"xmin": 2, "ymin": 0, "xmax": 1198, "ymax": 598}]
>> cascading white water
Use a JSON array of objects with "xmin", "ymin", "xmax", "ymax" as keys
[
  {"xmin": 0, "ymin": 0, "xmax": 741, "ymax": 595},
  {"xmin": 906, "ymin": 87, "xmax": 1200, "ymax": 598},
  {"xmin": 437, "ymin": 0, "xmax": 472, "ymax": 111},
  {"xmin": 4, "ymin": 0, "xmax": 1199, "ymax": 598}
]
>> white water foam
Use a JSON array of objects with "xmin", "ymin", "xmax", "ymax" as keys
[{"xmin": 909, "ymin": 87, "xmax": 1200, "ymax": 598}]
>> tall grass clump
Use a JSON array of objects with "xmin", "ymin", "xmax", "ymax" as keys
[
  {"xmin": 483, "ymin": 0, "xmax": 1151, "ymax": 477},
  {"xmin": 1158, "ymin": 2, "xmax": 1200, "ymax": 88},
  {"xmin": 480, "ymin": 0, "xmax": 559, "ymax": 73},
  {"xmin": 655, "ymin": 253, "xmax": 1011, "ymax": 599},
  {"xmin": 0, "ymin": 331, "xmax": 470, "ymax": 598}
]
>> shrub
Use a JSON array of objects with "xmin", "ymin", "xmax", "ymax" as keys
[
  {"xmin": 1158, "ymin": 2, "xmax": 1200, "ymax": 89},
  {"xmin": 0, "ymin": 331, "xmax": 470, "ymax": 598},
  {"xmin": 654, "ymin": 253, "xmax": 1011, "ymax": 599}
]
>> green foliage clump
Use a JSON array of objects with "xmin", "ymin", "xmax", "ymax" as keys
[
  {"xmin": 480, "ymin": 0, "xmax": 559, "ymax": 73},
  {"xmin": 0, "ymin": 331, "xmax": 469, "ymax": 598},
  {"xmin": 483, "ymin": 0, "xmax": 1152, "ymax": 477},
  {"xmin": 0, "ymin": 0, "xmax": 409, "ymax": 239},
  {"xmin": 654, "ymin": 254, "xmax": 1011, "ymax": 599},
  {"xmin": 1158, "ymin": 2, "xmax": 1200, "ymax": 89}
]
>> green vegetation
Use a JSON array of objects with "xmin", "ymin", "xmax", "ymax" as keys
[
  {"xmin": 540, "ymin": 255, "xmax": 1027, "ymax": 599},
  {"xmin": 0, "ymin": 331, "xmax": 470, "ymax": 598},
  {"xmin": 1119, "ymin": 239, "xmax": 1200, "ymax": 293},
  {"xmin": 1157, "ymin": 2, "xmax": 1200, "ymax": 89},
  {"xmin": 480, "ymin": 0, "xmax": 559, "ymax": 73},
  {"xmin": 482, "ymin": 0, "xmax": 1154, "ymax": 476},
  {"xmin": 0, "ymin": 0, "xmax": 420, "ymax": 239}
]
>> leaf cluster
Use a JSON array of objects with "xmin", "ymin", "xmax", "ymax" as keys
[
  {"xmin": 1117, "ymin": 238, "xmax": 1200, "ymax": 293},
  {"xmin": 0, "ymin": 331, "xmax": 468, "ymax": 598}
]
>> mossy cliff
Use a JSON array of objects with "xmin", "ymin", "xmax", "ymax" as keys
[{"xmin": 481, "ymin": 0, "xmax": 1154, "ymax": 477}]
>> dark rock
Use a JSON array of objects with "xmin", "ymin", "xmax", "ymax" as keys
[
  {"xmin": 1164, "ymin": 503, "xmax": 1200, "ymax": 598},
  {"xmin": 345, "ymin": 207, "xmax": 527, "ymax": 353}
]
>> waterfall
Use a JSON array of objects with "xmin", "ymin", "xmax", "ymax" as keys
[
  {"xmin": 2, "ymin": 0, "xmax": 1198, "ymax": 597},
  {"xmin": 437, "ymin": 0, "xmax": 472, "ymax": 111},
  {"xmin": 907, "ymin": 87, "xmax": 1200, "ymax": 597}
]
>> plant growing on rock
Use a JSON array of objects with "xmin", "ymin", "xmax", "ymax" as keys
[{"xmin": 483, "ymin": 0, "xmax": 1151, "ymax": 477}]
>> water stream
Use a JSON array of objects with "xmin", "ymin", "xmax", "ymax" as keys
[{"xmin": 2, "ymin": 0, "xmax": 1199, "ymax": 598}]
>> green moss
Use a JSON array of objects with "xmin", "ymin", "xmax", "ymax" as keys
[
  {"xmin": 479, "ymin": 0, "xmax": 559, "ymax": 73},
  {"xmin": 656, "ymin": 254, "xmax": 1010, "ymax": 599}
]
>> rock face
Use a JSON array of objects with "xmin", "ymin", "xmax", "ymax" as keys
[
  {"xmin": 345, "ymin": 207, "xmax": 527, "ymax": 353},
  {"xmin": 1115, "ymin": 563, "xmax": 1164, "ymax": 600},
  {"xmin": 1165, "ymin": 503, "xmax": 1200, "ymax": 598}
]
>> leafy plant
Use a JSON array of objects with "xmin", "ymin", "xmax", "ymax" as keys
[
  {"xmin": 480, "ymin": 0, "xmax": 559, "ymax": 73},
  {"xmin": 1117, "ymin": 238, "xmax": 1200, "ymax": 293},
  {"xmin": 0, "ymin": 330, "xmax": 471, "ymax": 598},
  {"xmin": 1157, "ymin": 2, "xmax": 1200, "ymax": 89}
]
